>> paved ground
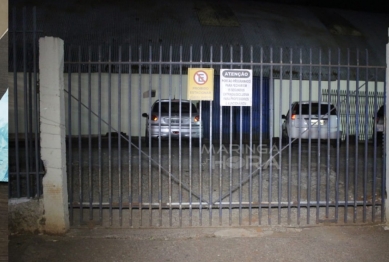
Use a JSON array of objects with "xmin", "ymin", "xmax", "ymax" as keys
[{"xmin": 8, "ymin": 224, "xmax": 389, "ymax": 262}]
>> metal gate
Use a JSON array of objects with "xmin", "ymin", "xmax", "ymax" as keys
[
  {"xmin": 64, "ymin": 45, "xmax": 386, "ymax": 227},
  {"xmin": 9, "ymin": 7, "xmax": 44, "ymax": 199}
]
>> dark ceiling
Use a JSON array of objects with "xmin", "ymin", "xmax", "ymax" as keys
[
  {"xmin": 10, "ymin": 0, "xmax": 389, "ymax": 13},
  {"xmin": 257, "ymin": 0, "xmax": 389, "ymax": 13}
]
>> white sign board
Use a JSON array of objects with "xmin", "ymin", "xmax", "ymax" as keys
[{"xmin": 220, "ymin": 69, "xmax": 252, "ymax": 106}]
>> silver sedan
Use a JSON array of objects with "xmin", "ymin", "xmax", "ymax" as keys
[{"xmin": 142, "ymin": 99, "xmax": 203, "ymax": 146}]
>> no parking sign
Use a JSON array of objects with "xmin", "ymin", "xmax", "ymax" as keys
[{"xmin": 187, "ymin": 68, "xmax": 214, "ymax": 101}]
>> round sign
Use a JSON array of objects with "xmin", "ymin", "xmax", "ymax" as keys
[{"xmin": 193, "ymin": 70, "xmax": 208, "ymax": 85}]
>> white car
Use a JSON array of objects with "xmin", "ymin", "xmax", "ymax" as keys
[
  {"xmin": 281, "ymin": 101, "xmax": 342, "ymax": 146},
  {"xmin": 142, "ymin": 99, "xmax": 203, "ymax": 146}
]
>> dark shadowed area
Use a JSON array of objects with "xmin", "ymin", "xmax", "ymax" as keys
[{"xmin": 0, "ymin": 183, "xmax": 8, "ymax": 261}]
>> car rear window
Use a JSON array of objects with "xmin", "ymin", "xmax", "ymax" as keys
[
  {"xmin": 152, "ymin": 102, "xmax": 198, "ymax": 114},
  {"xmin": 293, "ymin": 103, "xmax": 337, "ymax": 115}
]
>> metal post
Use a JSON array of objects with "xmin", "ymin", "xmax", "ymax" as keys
[{"xmin": 385, "ymin": 28, "xmax": 389, "ymax": 225}]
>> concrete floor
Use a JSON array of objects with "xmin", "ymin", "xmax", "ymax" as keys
[{"xmin": 9, "ymin": 225, "xmax": 389, "ymax": 262}]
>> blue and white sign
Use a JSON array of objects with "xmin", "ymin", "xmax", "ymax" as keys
[{"xmin": 0, "ymin": 89, "xmax": 8, "ymax": 182}]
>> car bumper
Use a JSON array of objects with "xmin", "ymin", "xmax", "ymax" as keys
[
  {"xmin": 147, "ymin": 125, "xmax": 203, "ymax": 138},
  {"xmin": 289, "ymin": 128, "xmax": 342, "ymax": 139}
]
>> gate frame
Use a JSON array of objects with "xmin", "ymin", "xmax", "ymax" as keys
[
  {"xmin": 63, "ymin": 45, "xmax": 387, "ymax": 227},
  {"xmin": 385, "ymin": 28, "xmax": 389, "ymax": 224}
]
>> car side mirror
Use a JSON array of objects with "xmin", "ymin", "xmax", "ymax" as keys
[
  {"xmin": 281, "ymin": 115, "xmax": 286, "ymax": 119},
  {"xmin": 142, "ymin": 113, "xmax": 148, "ymax": 118}
]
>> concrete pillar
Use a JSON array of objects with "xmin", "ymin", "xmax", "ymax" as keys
[
  {"xmin": 39, "ymin": 37, "xmax": 69, "ymax": 233},
  {"xmin": 386, "ymin": 28, "xmax": 389, "ymax": 225}
]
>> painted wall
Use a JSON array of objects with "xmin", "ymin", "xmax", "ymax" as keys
[
  {"xmin": 9, "ymin": 73, "xmax": 385, "ymax": 138},
  {"xmin": 64, "ymin": 73, "xmax": 189, "ymax": 137}
]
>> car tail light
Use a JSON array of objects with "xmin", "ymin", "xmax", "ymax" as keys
[
  {"xmin": 194, "ymin": 115, "xmax": 200, "ymax": 122},
  {"xmin": 291, "ymin": 114, "xmax": 296, "ymax": 120},
  {"xmin": 151, "ymin": 115, "xmax": 158, "ymax": 121}
]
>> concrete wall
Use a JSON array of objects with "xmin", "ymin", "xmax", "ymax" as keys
[
  {"xmin": 39, "ymin": 37, "xmax": 69, "ymax": 234},
  {"xmin": 8, "ymin": 198, "xmax": 45, "ymax": 234},
  {"xmin": 64, "ymin": 73, "xmax": 189, "ymax": 137}
]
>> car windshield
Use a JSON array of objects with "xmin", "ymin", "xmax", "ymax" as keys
[
  {"xmin": 152, "ymin": 102, "xmax": 198, "ymax": 114},
  {"xmin": 293, "ymin": 103, "xmax": 337, "ymax": 115}
]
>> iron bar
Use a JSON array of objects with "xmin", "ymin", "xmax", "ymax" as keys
[
  {"xmin": 239, "ymin": 45, "xmax": 243, "ymax": 225},
  {"xmin": 326, "ymin": 49, "xmax": 331, "ymax": 220},
  {"xmin": 33, "ymin": 7, "xmax": 40, "ymax": 198},
  {"xmin": 249, "ymin": 46, "xmax": 254, "ymax": 226},
  {"xmin": 335, "ymin": 48, "xmax": 341, "ymax": 222},
  {"xmin": 259, "ymin": 47, "xmax": 264, "ymax": 225},
  {"xmin": 23, "ymin": 7, "xmax": 30, "ymax": 198},
  {"xmin": 148, "ymin": 45, "xmax": 153, "ymax": 227},
  {"xmin": 118, "ymin": 46, "xmax": 123, "ymax": 226},
  {"xmin": 138, "ymin": 46, "xmax": 143, "ymax": 226},
  {"xmin": 218, "ymin": 46, "xmax": 224, "ymax": 226},
  {"xmin": 287, "ymin": 48, "xmax": 293, "ymax": 225},
  {"xmin": 98, "ymin": 46, "xmax": 103, "ymax": 224},
  {"xmin": 64, "ymin": 60, "xmax": 385, "ymax": 70},
  {"xmin": 229, "ymin": 46, "xmax": 233, "ymax": 226},
  {"xmin": 77, "ymin": 46, "xmax": 83, "ymax": 223},
  {"xmin": 208, "ymin": 45, "xmax": 213, "ymax": 226},
  {"xmin": 108, "ymin": 46, "xmax": 113, "ymax": 226},
  {"xmin": 363, "ymin": 50, "xmax": 369, "ymax": 223},
  {"xmin": 354, "ymin": 49, "xmax": 360, "ymax": 223},
  {"xmin": 372, "ymin": 68, "xmax": 378, "ymax": 222},
  {"xmin": 316, "ymin": 49, "xmax": 322, "ymax": 224},
  {"xmin": 71, "ymin": 200, "xmax": 382, "ymax": 209},
  {"xmin": 297, "ymin": 48, "xmax": 302, "ymax": 225},
  {"xmin": 168, "ymin": 45, "xmax": 173, "ymax": 227},
  {"xmin": 67, "ymin": 45, "xmax": 73, "ymax": 224},
  {"xmin": 158, "ymin": 45, "xmax": 163, "ymax": 226},
  {"xmin": 179, "ymin": 45, "xmax": 183, "ymax": 227},
  {"xmin": 88, "ymin": 46, "xmax": 93, "ymax": 221},
  {"xmin": 344, "ymin": 49, "xmax": 351, "ymax": 223},
  {"xmin": 307, "ymin": 48, "xmax": 312, "ymax": 224},
  {"xmin": 128, "ymin": 46, "xmax": 133, "ymax": 227}
]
